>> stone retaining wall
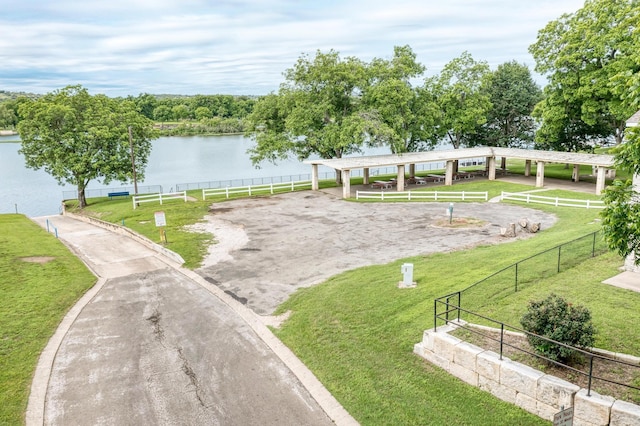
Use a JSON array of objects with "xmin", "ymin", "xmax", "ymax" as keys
[{"xmin": 413, "ymin": 320, "xmax": 640, "ymax": 425}]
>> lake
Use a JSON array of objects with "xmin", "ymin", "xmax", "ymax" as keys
[{"xmin": 0, "ymin": 134, "xmax": 394, "ymax": 217}]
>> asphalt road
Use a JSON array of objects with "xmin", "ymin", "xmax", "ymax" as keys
[{"xmin": 28, "ymin": 216, "xmax": 340, "ymax": 426}]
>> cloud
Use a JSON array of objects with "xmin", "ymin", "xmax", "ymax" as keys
[{"xmin": 0, "ymin": 0, "xmax": 585, "ymax": 96}]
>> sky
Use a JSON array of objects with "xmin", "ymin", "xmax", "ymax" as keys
[{"xmin": 0, "ymin": 0, "xmax": 587, "ymax": 98}]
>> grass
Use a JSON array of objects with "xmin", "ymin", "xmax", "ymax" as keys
[
  {"xmin": 0, "ymin": 214, "xmax": 95, "ymax": 425},
  {"xmin": 271, "ymin": 189, "xmax": 628, "ymax": 425}
]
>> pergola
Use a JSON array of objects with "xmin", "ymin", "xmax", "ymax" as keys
[{"xmin": 305, "ymin": 147, "xmax": 615, "ymax": 198}]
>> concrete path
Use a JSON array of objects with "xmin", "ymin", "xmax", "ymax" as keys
[{"xmin": 27, "ymin": 215, "xmax": 352, "ymax": 426}]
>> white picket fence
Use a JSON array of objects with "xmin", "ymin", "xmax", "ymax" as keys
[
  {"xmin": 132, "ymin": 191, "xmax": 187, "ymax": 209},
  {"xmin": 501, "ymin": 192, "xmax": 605, "ymax": 209},
  {"xmin": 202, "ymin": 180, "xmax": 312, "ymax": 200},
  {"xmin": 356, "ymin": 190, "xmax": 488, "ymax": 201}
]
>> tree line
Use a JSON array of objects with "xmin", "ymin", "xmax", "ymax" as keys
[{"xmin": 0, "ymin": 93, "xmax": 257, "ymax": 136}]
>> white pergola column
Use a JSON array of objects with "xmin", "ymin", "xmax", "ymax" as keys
[
  {"xmin": 342, "ymin": 169, "xmax": 351, "ymax": 198},
  {"xmin": 397, "ymin": 165, "xmax": 405, "ymax": 192},
  {"xmin": 524, "ymin": 160, "xmax": 531, "ymax": 177},
  {"xmin": 409, "ymin": 163, "xmax": 416, "ymax": 177},
  {"xmin": 572, "ymin": 164, "xmax": 580, "ymax": 182},
  {"xmin": 445, "ymin": 160, "xmax": 454, "ymax": 186},
  {"xmin": 487, "ymin": 157, "xmax": 496, "ymax": 181},
  {"xmin": 536, "ymin": 161, "xmax": 545, "ymax": 188},
  {"xmin": 311, "ymin": 164, "xmax": 319, "ymax": 190},
  {"xmin": 363, "ymin": 168, "xmax": 370, "ymax": 185},
  {"xmin": 595, "ymin": 166, "xmax": 606, "ymax": 195}
]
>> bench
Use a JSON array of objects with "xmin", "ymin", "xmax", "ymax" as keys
[{"xmin": 108, "ymin": 191, "xmax": 130, "ymax": 199}]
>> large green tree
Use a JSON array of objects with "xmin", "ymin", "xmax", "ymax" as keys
[
  {"xmin": 424, "ymin": 51, "xmax": 492, "ymax": 149},
  {"xmin": 530, "ymin": 0, "xmax": 640, "ymax": 149},
  {"xmin": 363, "ymin": 45, "xmax": 438, "ymax": 154},
  {"xmin": 17, "ymin": 85, "xmax": 157, "ymax": 208},
  {"xmin": 601, "ymin": 126, "xmax": 640, "ymax": 264},
  {"xmin": 245, "ymin": 49, "xmax": 391, "ymax": 172},
  {"xmin": 475, "ymin": 61, "xmax": 542, "ymax": 148}
]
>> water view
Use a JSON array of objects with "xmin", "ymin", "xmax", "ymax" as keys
[{"xmin": 0, "ymin": 134, "xmax": 392, "ymax": 217}]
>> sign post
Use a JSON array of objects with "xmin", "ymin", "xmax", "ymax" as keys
[
  {"xmin": 154, "ymin": 211, "xmax": 167, "ymax": 243},
  {"xmin": 553, "ymin": 406, "xmax": 573, "ymax": 426}
]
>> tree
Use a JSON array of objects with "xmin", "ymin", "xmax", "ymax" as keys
[
  {"xmin": 246, "ymin": 49, "xmax": 390, "ymax": 174},
  {"xmin": 153, "ymin": 105, "xmax": 172, "ymax": 122},
  {"xmin": 0, "ymin": 101, "xmax": 18, "ymax": 129},
  {"xmin": 194, "ymin": 106, "xmax": 212, "ymax": 120},
  {"xmin": 424, "ymin": 51, "xmax": 492, "ymax": 150},
  {"xmin": 476, "ymin": 61, "xmax": 542, "ymax": 148},
  {"xmin": 529, "ymin": 0, "xmax": 640, "ymax": 148},
  {"xmin": 601, "ymin": 126, "xmax": 640, "ymax": 264},
  {"xmin": 171, "ymin": 104, "xmax": 191, "ymax": 120},
  {"xmin": 17, "ymin": 85, "xmax": 157, "ymax": 208},
  {"xmin": 363, "ymin": 45, "xmax": 439, "ymax": 154}
]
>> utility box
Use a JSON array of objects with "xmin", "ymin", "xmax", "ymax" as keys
[{"xmin": 399, "ymin": 263, "xmax": 416, "ymax": 288}]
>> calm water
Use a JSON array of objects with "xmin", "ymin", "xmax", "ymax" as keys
[{"xmin": 0, "ymin": 134, "xmax": 390, "ymax": 217}]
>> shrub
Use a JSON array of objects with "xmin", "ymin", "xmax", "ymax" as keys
[{"xmin": 520, "ymin": 293, "xmax": 596, "ymax": 364}]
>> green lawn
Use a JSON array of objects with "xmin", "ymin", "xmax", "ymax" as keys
[{"xmin": 0, "ymin": 215, "xmax": 95, "ymax": 425}]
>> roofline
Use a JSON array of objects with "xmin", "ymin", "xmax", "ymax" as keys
[{"xmin": 304, "ymin": 147, "xmax": 615, "ymax": 171}]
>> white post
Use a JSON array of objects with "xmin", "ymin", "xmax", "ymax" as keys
[{"xmin": 536, "ymin": 161, "xmax": 545, "ymax": 188}]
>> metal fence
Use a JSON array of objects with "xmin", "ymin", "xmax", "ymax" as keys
[
  {"xmin": 433, "ymin": 302, "xmax": 640, "ymax": 398},
  {"xmin": 456, "ymin": 231, "xmax": 607, "ymax": 313},
  {"xmin": 432, "ymin": 230, "xmax": 639, "ymax": 398},
  {"xmin": 174, "ymin": 158, "xmax": 486, "ymax": 191},
  {"xmin": 62, "ymin": 185, "xmax": 163, "ymax": 200}
]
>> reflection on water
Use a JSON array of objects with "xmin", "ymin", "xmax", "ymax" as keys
[{"xmin": 0, "ymin": 135, "xmax": 392, "ymax": 217}]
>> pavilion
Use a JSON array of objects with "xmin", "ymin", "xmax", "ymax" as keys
[{"xmin": 305, "ymin": 147, "xmax": 615, "ymax": 198}]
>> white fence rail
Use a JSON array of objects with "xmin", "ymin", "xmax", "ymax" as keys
[
  {"xmin": 202, "ymin": 180, "xmax": 312, "ymax": 200},
  {"xmin": 501, "ymin": 192, "xmax": 605, "ymax": 209},
  {"xmin": 133, "ymin": 192, "xmax": 187, "ymax": 209},
  {"xmin": 356, "ymin": 190, "xmax": 488, "ymax": 201}
]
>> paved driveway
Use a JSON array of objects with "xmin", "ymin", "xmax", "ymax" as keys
[{"xmin": 28, "ymin": 216, "xmax": 338, "ymax": 426}]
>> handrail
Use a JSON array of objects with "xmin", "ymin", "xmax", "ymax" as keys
[{"xmin": 434, "ymin": 299, "xmax": 640, "ymax": 396}]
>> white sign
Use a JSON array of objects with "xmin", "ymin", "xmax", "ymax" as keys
[
  {"xmin": 553, "ymin": 406, "xmax": 573, "ymax": 426},
  {"xmin": 154, "ymin": 211, "xmax": 166, "ymax": 227}
]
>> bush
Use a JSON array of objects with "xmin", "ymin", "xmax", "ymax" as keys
[{"xmin": 520, "ymin": 294, "xmax": 596, "ymax": 364}]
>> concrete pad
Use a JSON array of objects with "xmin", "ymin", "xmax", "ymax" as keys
[{"xmin": 603, "ymin": 271, "xmax": 640, "ymax": 292}]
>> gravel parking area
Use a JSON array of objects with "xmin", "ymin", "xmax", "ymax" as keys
[{"xmin": 195, "ymin": 191, "xmax": 557, "ymax": 315}]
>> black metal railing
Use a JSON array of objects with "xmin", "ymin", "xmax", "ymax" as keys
[
  {"xmin": 434, "ymin": 299, "xmax": 640, "ymax": 397},
  {"xmin": 458, "ymin": 231, "xmax": 607, "ymax": 314},
  {"xmin": 431, "ymin": 230, "xmax": 640, "ymax": 397}
]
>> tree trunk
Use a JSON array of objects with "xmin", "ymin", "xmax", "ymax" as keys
[{"xmin": 78, "ymin": 185, "xmax": 87, "ymax": 209}]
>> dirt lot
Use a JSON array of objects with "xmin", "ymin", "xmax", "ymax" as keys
[{"xmin": 195, "ymin": 191, "xmax": 557, "ymax": 315}]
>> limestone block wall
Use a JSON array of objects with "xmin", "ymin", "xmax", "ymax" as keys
[{"xmin": 413, "ymin": 321, "xmax": 640, "ymax": 425}]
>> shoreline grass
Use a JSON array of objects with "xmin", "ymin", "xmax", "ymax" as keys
[{"xmin": 0, "ymin": 215, "xmax": 95, "ymax": 425}]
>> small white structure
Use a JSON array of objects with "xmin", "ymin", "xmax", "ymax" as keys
[{"xmin": 399, "ymin": 263, "xmax": 416, "ymax": 288}]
